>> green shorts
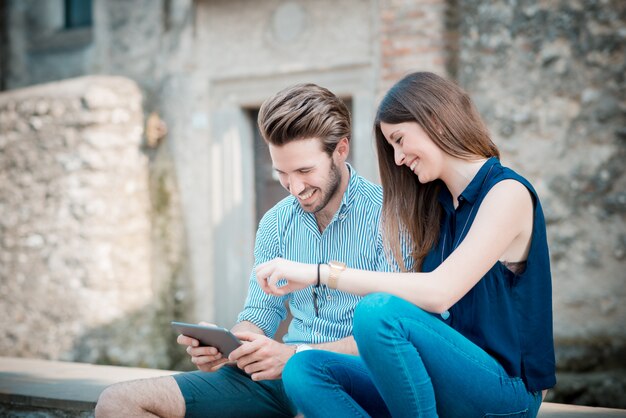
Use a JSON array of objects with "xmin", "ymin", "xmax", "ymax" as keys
[{"xmin": 173, "ymin": 365, "xmax": 297, "ymax": 417}]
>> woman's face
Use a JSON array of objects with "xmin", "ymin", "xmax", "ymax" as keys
[{"xmin": 380, "ymin": 121, "xmax": 444, "ymax": 184}]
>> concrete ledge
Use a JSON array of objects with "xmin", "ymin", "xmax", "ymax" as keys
[
  {"xmin": 1, "ymin": 356, "xmax": 625, "ymax": 417},
  {"xmin": 0, "ymin": 356, "xmax": 178, "ymax": 416},
  {"xmin": 539, "ymin": 403, "xmax": 626, "ymax": 417}
]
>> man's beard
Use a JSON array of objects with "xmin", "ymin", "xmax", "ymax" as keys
[{"xmin": 305, "ymin": 161, "xmax": 342, "ymax": 214}]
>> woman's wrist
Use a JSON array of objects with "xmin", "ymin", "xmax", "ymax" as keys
[{"xmin": 319, "ymin": 264, "xmax": 330, "ymax": 286}]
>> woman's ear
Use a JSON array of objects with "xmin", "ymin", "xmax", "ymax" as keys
[{"xmin": 430, "ymin": 116, "xmax": 445, "ymax": 136}]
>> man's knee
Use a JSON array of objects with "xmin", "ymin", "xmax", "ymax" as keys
[
  {"xmin": 95, "ymin": 375, "xmax": 184, "ymax": 418},
  {"xmin": 95, "ymin": 383, "xmax": 128, "ymax": 417}
]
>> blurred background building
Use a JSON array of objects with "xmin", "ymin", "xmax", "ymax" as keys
[{"xmin": 0, "ymin": 0, "xmax": 624, "ymax": 407}]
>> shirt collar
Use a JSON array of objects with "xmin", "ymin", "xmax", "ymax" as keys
[
  {"xmin": 339, "ymin": 163, "xmax": 358, "ymax": 214},
  {"xmin": 458, "ymin": 157, "xmax": 499, "ymax": 205},
  {"xmin": 437, "ymin": 157, "xmax": 500, "ymax": 211}
]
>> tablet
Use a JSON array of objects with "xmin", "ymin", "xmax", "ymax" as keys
[{"xmin": 171, "ymin": 321, "xmax": 242, "ymax": 356}]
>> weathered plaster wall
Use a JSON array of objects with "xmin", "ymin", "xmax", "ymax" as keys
[
  {"xmin": 204, "ymin": 0, "xmax": 373, "ymax": 79},
  {"xmin": 2, "ymin": 0, "xmax": 94, "ymax": 89}
]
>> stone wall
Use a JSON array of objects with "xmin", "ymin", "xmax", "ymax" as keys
[
  {"xmin": 456, "ymin": 0, "xmax": 626, "ymax": 407},
  {"xmin": 0, "ymin": 76, "xmax": 188, "ymax": 369}
]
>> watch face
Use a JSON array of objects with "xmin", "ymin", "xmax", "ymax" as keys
[{"xmin": 329, "ymin": 260, "xmax": 346, "ymax": 269}]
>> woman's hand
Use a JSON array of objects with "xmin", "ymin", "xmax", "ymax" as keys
[{"xmin": 255, "ymin": 258, "xmax": 317, "ymax": 296}]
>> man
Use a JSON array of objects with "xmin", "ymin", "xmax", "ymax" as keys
[{"xmin": 95, "ymin": 83, "xmax": 393, "ymax": 417}]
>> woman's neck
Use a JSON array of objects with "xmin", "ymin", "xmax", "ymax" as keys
[{"xmin": 440, "ymin": 157, "xmax": 488, "ymax": 207}]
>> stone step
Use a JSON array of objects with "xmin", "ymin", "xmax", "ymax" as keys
[
  {"xmin": 1, "ymin": 356, "xmax": 625, "ymax": 417},
  {"xmin": 0, "ymin": 356, "xmax": 177, "ymax": 416}
]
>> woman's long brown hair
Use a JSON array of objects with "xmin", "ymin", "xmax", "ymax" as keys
[{"xmin": 375, "ymin": 72, "xmax": 500, "ymax": 271}]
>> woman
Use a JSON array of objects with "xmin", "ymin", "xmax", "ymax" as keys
[{"xmin": 256, "ymin": 72, "xmax": 556, "ymax": 417}]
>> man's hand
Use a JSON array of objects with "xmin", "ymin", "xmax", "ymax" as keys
[
  {"xmin": 255, "ymin": 257, "xmax": 317, "ymax": 296},
  {"xmin": 176, "ymin": 321, "xmax": 232, "ymax": 372},
  {"xmin": 229, "ymin": 331, "xmax": 295, "ymax": 381}
]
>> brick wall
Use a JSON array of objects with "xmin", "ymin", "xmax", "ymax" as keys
[{"xmin": 378, "ymin": 0, "xmax": 453, "ymax": 93}]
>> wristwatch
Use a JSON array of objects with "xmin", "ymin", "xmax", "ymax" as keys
[
  {"xmin": 296, "ymin": 344, "xmax": 313, "ymax": 353},
  {"xmin": 327, "ymin": 260, "xmax": 346, "ymax": 289}
]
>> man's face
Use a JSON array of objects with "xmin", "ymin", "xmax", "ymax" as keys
[{"xmin": 269, "ymin": 138, "xmax": 342, "ymax": 214}]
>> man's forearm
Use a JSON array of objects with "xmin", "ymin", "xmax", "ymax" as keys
[
  {"xmin": 233, "ymin": 321, "xmax": 357, "ymax": 355},
  {"xmin": 231, "ymin": 320, "xmax": 265, "ymax": 335},
  {"xmin": 310, "ymin": 336, "xmax": 358, "ymax": 355}
]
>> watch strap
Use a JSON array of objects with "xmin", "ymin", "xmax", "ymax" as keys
[{"xmin": 327, "ymin": 261, "xmax": 346, "ymax": 289}]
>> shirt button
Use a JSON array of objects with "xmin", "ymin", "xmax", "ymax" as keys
[
  {"xmin": 314, "ymin": 331, "xmax": 321, "ymax": 336},
  {"xmin": 326, "ymin": 294, "xmax": 332, "ymax": 301},
  {"xmin": 441, "ymin": 310, "xmax": 450, "ymax": 320}
]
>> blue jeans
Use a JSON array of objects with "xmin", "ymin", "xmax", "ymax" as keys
[{"xmin": 283, "ymin": 293, "xmax": 543, "ymax": 418}]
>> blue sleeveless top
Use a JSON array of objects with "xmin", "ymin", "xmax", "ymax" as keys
[{"xmin": 421, "ymin": 157, "xmax": 556, "ymax": 391}]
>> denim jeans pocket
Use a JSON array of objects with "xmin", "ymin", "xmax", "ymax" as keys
[{"xmin": 483, "ymin": 409, "xmax": 528, "ymax": 418}]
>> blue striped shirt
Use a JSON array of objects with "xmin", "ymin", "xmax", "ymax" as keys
[{"xmin": 237, "ymin": 165, "xmax": 391, "ymax": 344}]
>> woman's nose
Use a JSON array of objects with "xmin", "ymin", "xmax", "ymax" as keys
[{"xmin": 394, "ymin": 148, "xmax": 405, "ymax": 166}]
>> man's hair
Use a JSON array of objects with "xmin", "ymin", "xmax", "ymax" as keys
[{"xmin": 257, "ymin": 83, "xmax": 351, "ymax": 156}]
